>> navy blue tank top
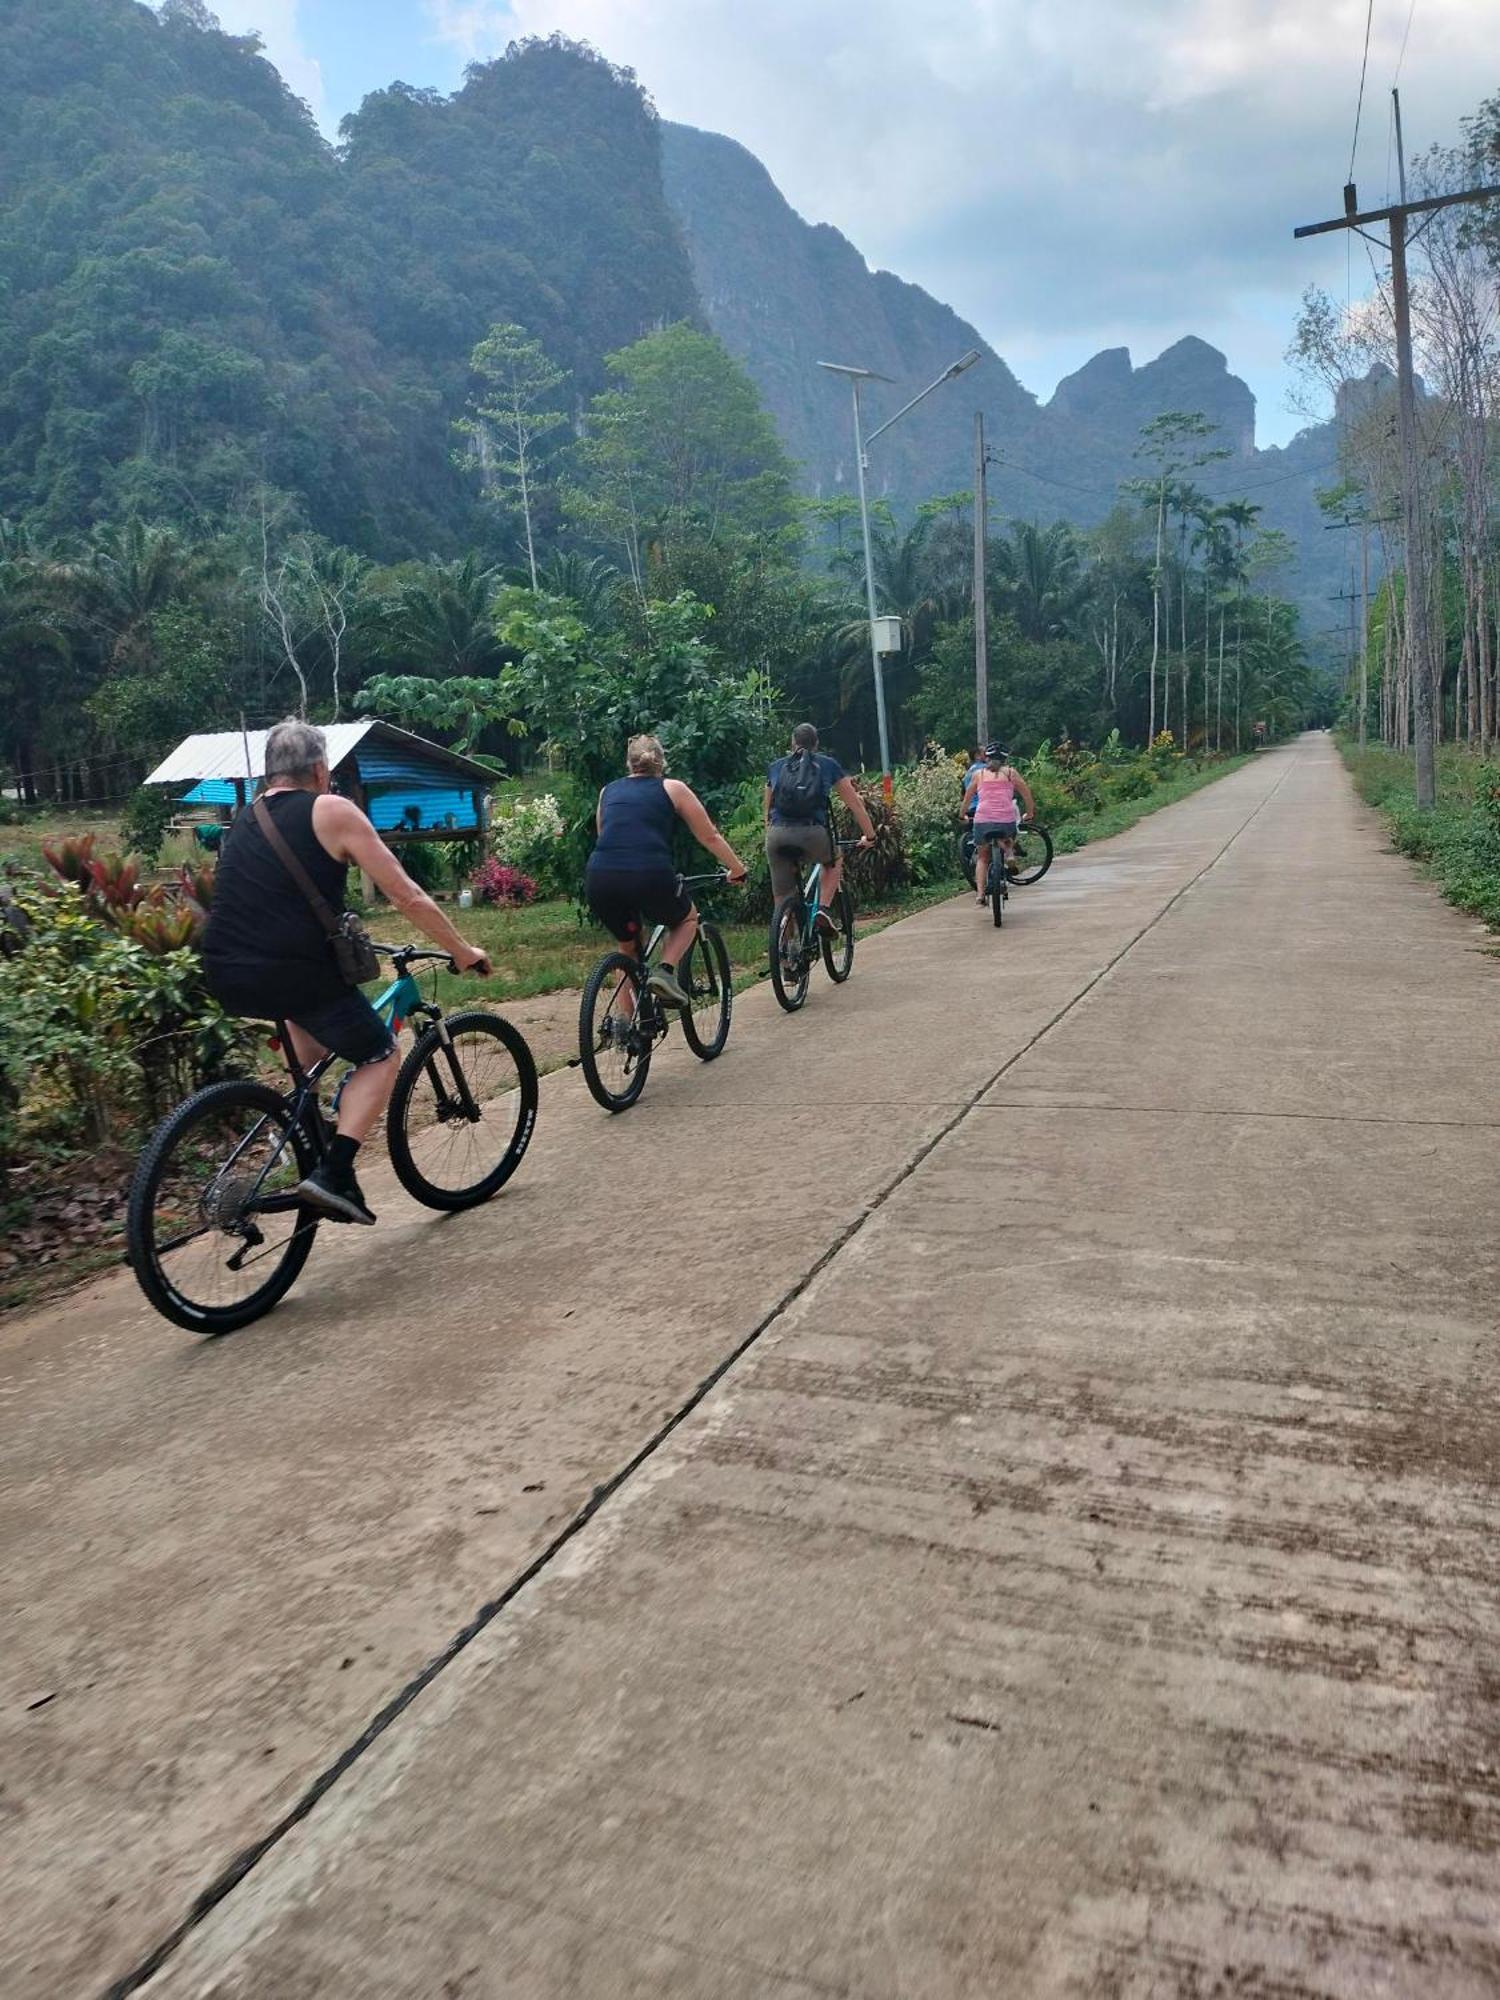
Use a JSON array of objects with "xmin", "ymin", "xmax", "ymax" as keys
[{"xmin": 590, "ymin": 776, "xmax": 678, "ymax": 871}]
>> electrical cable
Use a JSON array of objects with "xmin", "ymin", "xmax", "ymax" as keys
[
  {"xmin": 1348, "ymin": 0, "xmax": 1376, "ymax": 183},
  {"xmin": 1393, "ymin": 0, "xmax": 1418, "ymax": 85}
]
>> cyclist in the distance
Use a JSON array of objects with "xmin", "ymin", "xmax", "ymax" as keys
[
  {"xmin": 961, "ymin": 743, "xmax": 1036, "ymax": 907},
  {"xmin": 586, "ymin": 733, "xmax": 748, "ymax": 1008},
  {"xmin": 764, "ymin": 722, "xmax": 875, "ymax": 934}
]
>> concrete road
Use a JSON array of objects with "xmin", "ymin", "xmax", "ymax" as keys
[{"xmin": 7, "ymin": 737, "xmax": 1499, "ymax": 1997}]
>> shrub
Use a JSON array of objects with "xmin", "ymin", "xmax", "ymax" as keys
[
  {"xmin": 893, "ymin": 746, "xmax": 966, "ymax": 885},
  {"xmin": 471, "ymin": 859, "xmax": 538, "ymax": 907},
  {"xmin": 489, "ymin": 790, "xmax": 565, "ymax": 865},
  {"xmin": 7, "ymin": 877, "xmax": 245, "ymax": 1143},
  {"xmin": 121, "ymin": 785, "xmax": 180, "ymax": 866}
]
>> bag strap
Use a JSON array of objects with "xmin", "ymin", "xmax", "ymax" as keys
[{"xmin": 253, "ymin": 794, "xmax": 340, "ymax": 940}]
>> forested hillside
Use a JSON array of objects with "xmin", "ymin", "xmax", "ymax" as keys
[{"xmin": 0, "ymin": 0, "xmax": 697, "ymax": 554}]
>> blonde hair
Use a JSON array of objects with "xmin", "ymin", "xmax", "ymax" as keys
[{"xmin": 626, "ymin": 733, "xmax": 666, "ymax": 776}]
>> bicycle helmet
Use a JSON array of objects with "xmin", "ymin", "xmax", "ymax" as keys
[{"xmin": 983, "ymin": 741, "xmax": 1008, "ymax": 762}]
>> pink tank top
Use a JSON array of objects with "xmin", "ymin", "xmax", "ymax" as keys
[{"xmin": 975, "ymin": 771, "xmax": 1017, "ymax": 822}]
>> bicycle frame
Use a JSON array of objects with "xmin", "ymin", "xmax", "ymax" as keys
[{"xmin": 218, "ymin": 955, "xmax": 450, "ymax": 1228}]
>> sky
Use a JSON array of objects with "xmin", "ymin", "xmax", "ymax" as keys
[{"xmin": 205, "ymin": 0, "xmax": 1494, "ymax": 449}]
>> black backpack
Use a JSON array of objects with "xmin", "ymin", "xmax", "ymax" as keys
[{"xmin": 772, "ymin": 750, "xmax": 824, "ymax": 821}]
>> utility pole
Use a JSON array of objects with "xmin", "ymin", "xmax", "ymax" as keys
[
  {"xmin": 973, "ymin": 410, "xmax": 989, "ymax": 747},
  {"xmin": 1295, "ymin": 135, "xmax": 1500, "ymax": 808}
]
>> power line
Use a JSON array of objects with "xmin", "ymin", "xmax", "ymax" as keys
[
  {"xmin": 1394, "ymin": 0, "xmax": 1418, "ymax": 84},
  {"xmin": 1348, "ymin": 0, "xmax": 1376, "ymax": 181}
]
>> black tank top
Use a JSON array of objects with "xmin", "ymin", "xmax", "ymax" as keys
[
  {"xmin": 202, "ymin": 790, "xmax": 350, "ymax": 1015},
  {"xmin": 589, "ymin": 776, "xmax": 678, "ymax": 871}
]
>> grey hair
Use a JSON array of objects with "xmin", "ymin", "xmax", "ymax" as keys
[{"xmin": 264, "ymin": 717, "xmax": 328, "ymax": 782}]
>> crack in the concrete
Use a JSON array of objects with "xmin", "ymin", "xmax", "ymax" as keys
[
  {"xmin": 975, "ymin": 1101, "xmax": 1500, "ymax": 1130},
  {"xmin": 104, "ymin": 752, "xmax": 1293, "ymax": 2000}
]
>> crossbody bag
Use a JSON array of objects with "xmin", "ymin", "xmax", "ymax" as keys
[{"xmin": 252, "ymin": 794, "xmax": 380, "ymax": 987}]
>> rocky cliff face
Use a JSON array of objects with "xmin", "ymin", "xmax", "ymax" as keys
[{"xmin": 662, "ymin": 121, "xmax": 1348, "ymax": 633}]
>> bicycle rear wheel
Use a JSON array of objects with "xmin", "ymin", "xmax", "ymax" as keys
[
  {"xmin": 821, "ymin": 887, "xmax": 855, "ymax": 982},
  {"xmin": 1009, "ymin": 823, "xmax": 1053, "ymax": 885},
  {"xmin": 388, "ymin": 1010, "xmax": 538, "ymax": 1210},
  {"xmin": 127, "ymin": 1079, "xmax": 319, "ymax": 1334},
  {"xmin": 959, "ymin": 826, "xmax": 977, "ymax": 888},
  {"xmin": 579, "ymin": 952, "xmax": 653, "ymax": 1111},
  {"xmin": 769, "ymin": 898, "xmax": 811, "ymax": 1012},
  {"xmin": 680, "ymin": 924, "xmax": 733, "ymax": 1059},
  {"xmin": 990, "ymin": 856, "xmax": 1006, "ymax": 928}
]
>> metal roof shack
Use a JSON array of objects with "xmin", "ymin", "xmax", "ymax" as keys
[{"xmin": 144, "ymin": 721, "xmax": 494, "ymax": 843}]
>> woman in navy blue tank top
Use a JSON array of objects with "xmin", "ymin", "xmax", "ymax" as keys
[{"xmin": 586, "ymin": 734, "xmax": 747, "ymax": 1008}]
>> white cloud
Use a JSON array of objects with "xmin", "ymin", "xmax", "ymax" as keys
[
  {"xmin": 421, "ymin": 1, "xmax": 1491, "ymax": 444},
  {"xmin": 206, "ymin": 0, "xmax": 330, "ymax": 130}
]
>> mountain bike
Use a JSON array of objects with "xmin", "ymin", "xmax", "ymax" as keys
[
  {"xmin": 127, "ymin": 946, "xmax": 538, "ymax": 1333},
  {"xmin": 959, "ymin": 817, "xmax": 1053, "ymax": 890},
  {"xmin": 577, "ymin": 873, "xmax": 733, "ymax": 1112},
  {"xmin": 768, "ymin": 838, "xmax": 860, "ymax": 1012}
]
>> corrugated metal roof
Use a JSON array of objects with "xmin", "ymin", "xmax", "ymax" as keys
[{"xmin": 144, "ymin": 721, "xmax": 495, "ymax": 788}]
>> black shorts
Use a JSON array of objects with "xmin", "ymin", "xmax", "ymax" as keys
[
  {"xmin": 973, "ymin": 820, "xmax": 1018, "ymax": 844},
  {"xmin": 291, "ymin": 989, "xmax": 397, "ymax": 1067},
  {"xmin": 586, "ymin": 864, "xmax": 691, "ymax": 943}
]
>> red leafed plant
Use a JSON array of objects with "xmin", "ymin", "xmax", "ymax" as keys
[{"xmin": 470, "ymin": 859, "xmax": 538, "ymax": 907}]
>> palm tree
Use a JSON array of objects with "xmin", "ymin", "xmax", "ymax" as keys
[
  {"xmin": 997, "ymin": 520, "xmax": 1083, "ymax": 643},
  {"xmin": 373, "ymin": 555, "xmax": 504, "ymax": 677},
  {"xmin": 832, "ymin": 516, "xmax": 965, "ymax": 756},
  {"xmin": 1218, "ymin": 500, "xmax": 1262, "ymax": 750},
  {"xmin": 70, "ymin": 518, "xmax": 217, "ymax": 671},
  {"xmin": 534, "ymin": 551, "xmax": 625, "ymax": 629}
]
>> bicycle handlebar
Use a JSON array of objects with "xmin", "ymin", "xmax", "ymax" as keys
[
  {"xmin": 373, "ymin": 943, "xmax": 457, "ymax": 971},
  {"xmin": 677, "ymin": 869, "xmax": 740, "ymax": 888}
]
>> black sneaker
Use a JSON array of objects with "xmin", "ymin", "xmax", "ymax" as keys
[{"xmin": 296, "ymin": 1165, "xmax": 377, "ymax": 1226}]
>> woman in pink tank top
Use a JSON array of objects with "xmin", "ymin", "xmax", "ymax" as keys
[{"xmin": 962, "ymin": 749, "xmax": 1037, "ymax": 908}]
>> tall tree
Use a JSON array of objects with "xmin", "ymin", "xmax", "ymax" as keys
[
  {"xmin": 565, "ymin": 324, "xmax": 798, "ymax": 595},
  {"xmin": 1129, "ymin": 413, "xmax": 1230, "ymax": 743},
  {"xmin": 456, "ymin": 324, "xmax": 569, "ymax": 589}
]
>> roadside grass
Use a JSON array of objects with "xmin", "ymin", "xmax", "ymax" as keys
[
  {"xmin": 420, "ymin": 882, "xmax": 963, "ymax": 1012},
  {"xmin": 1051, "ymin": 753, "xmax": 1254, "ymax": 857},
  {"xmin": 1339, "ymin": 737, "xmax": 1500, "ymax": 929}
]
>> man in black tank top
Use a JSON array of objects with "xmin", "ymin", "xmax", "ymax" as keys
[{"xmin": 203, "ymin": 719, "xmax": 492, "ymax": 1226}]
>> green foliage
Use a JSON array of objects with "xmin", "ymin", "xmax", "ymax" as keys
[
  {"xmin": 493, "ymin": 587, "xmax": 777, "ymax": 819},
  {"xmin": 564, "ymin": 324, "xmax": 799, "ymax": 584},
  {"xmin": 4, "ymin": 875, "xmax": 243, "ymax": 1147},
  {"xmin": 1344, "ymin": 742, "xmax": 1500, "ymax": 929},
  {"xmin": 120, "ymin": 785, "xmax": 181, "ymax": 866},
  {"xmin": 893, "ymin": 747, "xmax": 967, "ymax": 885}
]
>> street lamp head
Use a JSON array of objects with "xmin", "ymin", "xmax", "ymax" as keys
[
  {"xmin": 817, "ymin": 360, "xmax": 895, "ymax": 383},
  {"xmin": 946, "ymin": 349, "xmax": 983, "ymax": 378}
]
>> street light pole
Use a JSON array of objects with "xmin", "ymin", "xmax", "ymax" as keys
[
  {"xmin": 820, "ymin": 350, "xmax": 983, "ymax": 788},
  {"xmin": 846, "ymin": 373, "xmax": 892, "ymax": 780}
]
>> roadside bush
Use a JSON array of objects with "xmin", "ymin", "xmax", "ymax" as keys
[
  {"xmin": 471, "ymin": 859, "xmax": 538, "ymax": 907},
  {"xmin": 489, "ymin": 790, "xmax": 565, "ymax": 867},
  {"xmin": 893, "ymin": 746, "xmax": 965, "ymax": 885},
  {"xmin": 121, "ymin": 785, "xmax": 180, "ymax": 866},
  {"xmin": 7, "ymin": 879, "xmax": 245, "ymax": 1143}
]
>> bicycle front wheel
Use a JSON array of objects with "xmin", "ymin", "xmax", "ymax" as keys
[
  {"xmin": 1010, "ymin": 823, "xmax": 1053, "ymax": 885},
  {"xmin": 821, "ymin": 887, "xmax": 855, "ymax": 983},
  {"xmin": 579, "ymin": 952, "xmax": 653, "ymax": 1111},
  {"xmin": 127, "ymin": 1079, "xmax": 319, "ymax": 1334},
  {"xmin": 769, "ymin": 898, "xmax": 811, "ymax": 1012},
  {"xmin": 680, "ymin": 923, "xmax": 733, "ymax": 1059},
  {"xmin": 388, "ymin": 1010, "xmax": 538, "ymax": 1210}
]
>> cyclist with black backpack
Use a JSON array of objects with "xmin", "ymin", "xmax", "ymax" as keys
[{"xmin": 764, "ymin": 722, "xmax": 875, "ymax": 935}]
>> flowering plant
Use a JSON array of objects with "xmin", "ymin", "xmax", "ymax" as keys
[{"xmin": 470, "ymin": 860, "xmax": 538, "ymax": 907}]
